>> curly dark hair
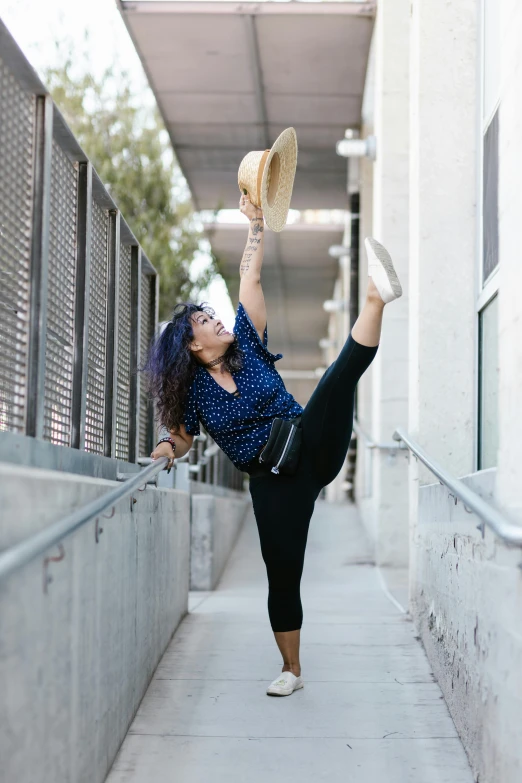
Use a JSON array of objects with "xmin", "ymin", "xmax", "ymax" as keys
[{"xmin": 140, "ymin": 301, "xmax": 244, "ymax": 434}]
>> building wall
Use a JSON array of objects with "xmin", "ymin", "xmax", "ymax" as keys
[
  {"xmin": 413, "ymin": 471, "xmax": 522, "ymax": 783},
  {"xmin": 496, "ymin": 0, "xmax": 522, "ymax": 519},
  {"xmin": 407, "ymin": 1, "xmax": 522, "ymax": 781},
  {"xmin": 356, "ymin": 32, "xmax": 377, "ymax": 546},
  {"xmin": 354, "ymin": 0, "xmax": 411, "ymax": 567},
  {"xmin": 354, "ymin": 0, "xmax": 522, "ymax": 780}
]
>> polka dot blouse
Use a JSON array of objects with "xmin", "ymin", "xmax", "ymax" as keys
[{"xmin": 183, "ymin": 302, "xmax": 303, "ymax": 471}]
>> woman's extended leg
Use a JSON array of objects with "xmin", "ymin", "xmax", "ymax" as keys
[
  {"xmin": 351, "ymin": 278, "xmax": 385, "ymax": 347},
  {"xmin": 249, "ymin": 279, "xmax": 386, "ymax": 654},
  {"xmin": 300, "ymin": 278, "xmax": 386, "ymax": 487}
]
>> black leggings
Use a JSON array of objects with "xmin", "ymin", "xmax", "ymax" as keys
[{"xmin": 247, "ymin": 332, "xmax": 378, "ymax": 632}]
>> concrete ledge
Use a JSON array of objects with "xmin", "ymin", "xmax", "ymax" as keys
[
  {"xmin": 190, "ymin": 493, "xmax": 250, "ymax": 590},
  {"xmin": 411, "ymin": 468, "xmax": 522, "ymax": 783},
  {"xmin": 0, "ymin": 462, "xmax": 190, "ymax": 783}
]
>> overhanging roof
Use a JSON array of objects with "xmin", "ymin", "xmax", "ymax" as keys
[
  {"xmin": 119, "ymin": 1, "xmax": 374, "ymax": 403},
  {"xmin": 119, "ymin": 1, "xmax": 375, "ymax": 210}
]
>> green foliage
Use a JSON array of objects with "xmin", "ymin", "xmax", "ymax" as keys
[{"xmin": 43, "ymin": 46, "xmax": 218, "ymax": 321}]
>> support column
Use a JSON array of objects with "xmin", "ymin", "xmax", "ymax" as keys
[
  {"xmin": 409, "ymin": 0, "xmax": 477, "ymax": 474},
  {"xmin": 408, "ymin": 0, "xmax": 478, "ymax": 596},
  {"xmin": 362, "ymin": 0, "xmax": 411, "ymax": 567}
]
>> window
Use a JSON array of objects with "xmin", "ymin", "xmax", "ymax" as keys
[
  {"xmin": 482, "ymin": 109, "xmax": 499, "ymax": 282},
  {"xmin": 477, "ymin": 0, "xmax": 500, "ymax": 468},
  {"xmin": 478, "ymin": 295, "xmax": 498, "ymax": 469}
]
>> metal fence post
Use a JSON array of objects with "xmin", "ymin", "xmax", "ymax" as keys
[
  {"xmin": 137, "ymin": 266, "xmax": 155, "ymax": 460},
  {"xmin": 26, "ymin": 95, "xmax": 53, "ymax": 439},
  {"xmin": 151, "ymin": 271, "xmax": 160, "ymax": 447},
  {"xmin": 71, "ymin": 162, "xmax": 92, "ymax": 450},
  {"xmin": 104, "ymin": 210, "xmax": 120, "ymax": 457},
  {"xmin": 128, "ymin": 245, "xmax": 140, "ymax": 463}
]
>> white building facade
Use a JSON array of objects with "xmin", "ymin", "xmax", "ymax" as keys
[{"xmin": 324, "ymin": 2, "xmax": 522, "ymax": 781}]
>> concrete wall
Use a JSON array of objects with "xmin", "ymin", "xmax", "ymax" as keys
[
  {"xmin": 354, "ymin": 0, "xmax": 410, "ymax": 567},
  {"xmin": 408, "ymin": 0, "xmax": 479, "ymax": 660},
  {"xmin": 406, "ymin": 4, "xmax": 522, "ymax": 781},
  {"xmin": 369, "ymin": 0, "xmax": 410, "ymax": 568},
  {"xmin": 496, "ymin": 0, "xmax": 522, "ymax": 520},
  {"xmin": 409, "ymin": 0, "xmax": 478, "ymax": 481},
  {"xmin": 411, "ymin": 470, "xmax": 522, "ymax": 783},
  {"xmin": 354, "ymin": 0, "xmax": 522, "ymax": 779},
  {"xmin": 356, "ymin": 36, "xmax": 376, "ymax": 547},
  {"xmin": 190, "ymin": 492, "xmax": 250, "ymax": 590},
  {"xmin": 0, "ymin": 462, "xmax": 190, "ymax": 783}
]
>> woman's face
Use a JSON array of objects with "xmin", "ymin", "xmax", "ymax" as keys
[{"xmin": 190, "ymin": 311, "xmax": 235, "ymax": 356}]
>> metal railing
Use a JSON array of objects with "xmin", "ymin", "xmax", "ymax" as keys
[
  {"xmin": 354, "ymin": 418, "xmax": 522, "ymax": 547},
  {"xmin": 0, "ymin": 21, "xmax": 245, "ymax": 494},
  {"xmin": 393, "ymin": 427, "xmax": 522, "ymax": 548},
  {"xmin": 189, "ymin": 434, "xmax": 244, "ymax": 489},
  {"xmin": 352, "ymin": 418, "xmax": 406, "ymax": 496},
  {"xmin": 140, "ymin": 432, "xmax": 245, "ymax": 492},
  {"xmin": 0, "ymin": 20, "xmax": 158, "ymax": 462},
  {"xmin": 353, "ymin": 419, "xmax": 406, "ymax": 452},
  {"xmin": 0, "ymin": 455, "xmax": 169, "ymax": 584}
]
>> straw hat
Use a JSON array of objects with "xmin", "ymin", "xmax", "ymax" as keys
[{"xmin": 238, "ymin": 127, "xmax": 298, "ymax": 232}]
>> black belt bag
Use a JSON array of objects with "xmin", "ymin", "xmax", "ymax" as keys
[{"xmin": 258, "ymin": 415, "xmax": 303, "ymax": 475}]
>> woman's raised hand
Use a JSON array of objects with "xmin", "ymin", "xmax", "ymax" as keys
[{"xmin": 239, "ymin": 193, "xmax": 263, "ymax": 221}]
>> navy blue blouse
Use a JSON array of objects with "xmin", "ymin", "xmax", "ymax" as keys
[{"xmin": 183, "ymin": 302, "xmax": 303, "ymax": 470}]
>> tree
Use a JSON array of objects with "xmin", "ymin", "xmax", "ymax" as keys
[{"xmin": 43, "ymin": 44, "xmax": 219, "ymax": 321}]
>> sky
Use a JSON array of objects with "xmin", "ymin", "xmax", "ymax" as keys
[{"xmin": 0, "ymin": 0, "xmax": 239, "ymax": 327}]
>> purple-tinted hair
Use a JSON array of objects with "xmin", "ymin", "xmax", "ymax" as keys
[{"xmin": 140, "ymin": 301, "xmax": 244, "ymax": 434}]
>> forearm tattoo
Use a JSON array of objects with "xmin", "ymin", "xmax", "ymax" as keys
[{"xmin": 240, "ymin": 217, "xmax": 264, "ymax": 275}]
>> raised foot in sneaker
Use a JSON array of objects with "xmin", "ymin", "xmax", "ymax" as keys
[
  {"xmin": 266, "ymin": 670, "xmax": 304, "ymax": 696},
  {"xmin": 364, "ymin": 237, "xmax": 403, "ymax": 304}
]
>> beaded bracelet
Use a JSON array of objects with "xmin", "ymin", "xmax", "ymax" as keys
[
  {"xmin": 156, "ymin": 436, "xmax": 176, "ymax": 473},
  {"xmin": 156, "ymin": 436, "xmax": 176, "ymax": 451}
]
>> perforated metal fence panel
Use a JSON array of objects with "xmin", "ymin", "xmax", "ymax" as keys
[
  {"xmin": 1, "ymin": 27, "xmax": 162, "ymax": 466},
  {"xmin": 115, "ymin": 243, "xmax": 132, "ymax": 460},
  {"xmin": 43, "ymin": 140, "xmax": 78, "ymax": 445},
  {"xmin": 139, "ymin": 273, "xmax": 154, "ymax": 457},
  {"xmin": 0, "ymin": 57, "xmax": 35, "ymax": 433},
  {"xmin": 85, "ymin": 199, "xmax": 109, "ymax": 453}
]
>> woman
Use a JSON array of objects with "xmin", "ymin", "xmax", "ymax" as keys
[{"xmin": 148, "ymin": 193, "xmax": 402, "ymax": 697}]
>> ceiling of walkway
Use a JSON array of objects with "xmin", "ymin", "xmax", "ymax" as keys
[{"xmin": 119, "ymin": 0, "xmax": 375, "ymax": 402}]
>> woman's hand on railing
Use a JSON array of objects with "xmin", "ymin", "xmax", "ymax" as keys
[{"xmin": 151, "ymin": 442, "xmax": 175, "ymax": 470}]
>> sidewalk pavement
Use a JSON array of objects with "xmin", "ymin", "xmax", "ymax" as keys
[{"xmin": 106, "ymin": 500, "xmax": 473, "ymax": 783}]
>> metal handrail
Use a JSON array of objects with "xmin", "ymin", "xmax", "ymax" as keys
[
  {"xmin": 393, "ymin": 427, "xmax": 522, "ymax": 547},
  {"xmin": 353, "ymin": 418, "xmax": 406, "ymax": 451},
  {"xmin": 352, "ymin": 418, "xmax": 407, "ymax": 497},
  {"xmin": 0, "ymin": 457, "xmax": 170, "ymax": 583}
]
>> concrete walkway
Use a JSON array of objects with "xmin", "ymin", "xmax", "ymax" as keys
[{"xmin": 107, "ymin": 501, "xmax": 473, "ymax": 783}]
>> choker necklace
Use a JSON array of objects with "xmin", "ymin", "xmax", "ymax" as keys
[{"xmin": 204, "ymin": 355, "xmax": 226, "ymax": 369}]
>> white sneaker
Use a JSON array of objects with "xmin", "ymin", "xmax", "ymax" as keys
[
  {"xmin": 266, "ymin": 670, "xmax": 304, "ymax": 696},
  {"xmin": 364, "ymin": 237, "xmax": 403, "ymax": 304}
]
